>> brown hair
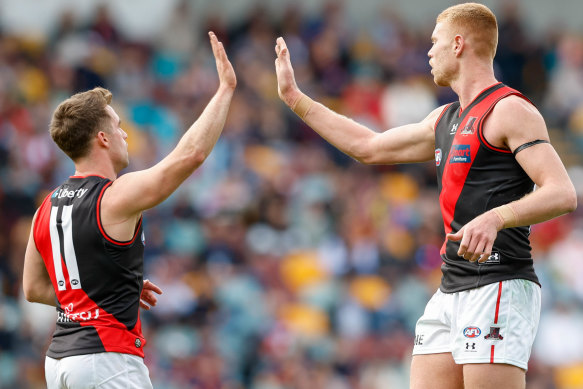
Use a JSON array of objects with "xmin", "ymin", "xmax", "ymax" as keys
[
  {"xmin": 49, "ymin": 87, "xmax": 113, "ymax": 160},
  {"xmin": 436, "ymin": 2, "xmax": 498, "ymax": 60}
]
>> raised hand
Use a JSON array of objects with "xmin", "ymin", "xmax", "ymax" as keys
[
  {"xmin": 140, "ymin": 279, "xmax": 163, "ymax": 310},
  {"xmin": 275, "ymin": 37, "xmax": 302, "ymax": 108},
  {"xmin": 209, "ymin": 31, "xmax": 236, "ymax": 91}
]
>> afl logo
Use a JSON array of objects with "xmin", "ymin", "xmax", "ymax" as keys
[
  {"xmin": 435, "ymin": 149, "xmax": 442, "ymax": 166},
  {"xmin": 464, "ymin": 326, "xmax": 481, "ymax": 338}
]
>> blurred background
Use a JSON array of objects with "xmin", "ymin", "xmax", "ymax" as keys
[{"xmin": 1, "ymin": 0, "xmax": 583, "ymax": 388}]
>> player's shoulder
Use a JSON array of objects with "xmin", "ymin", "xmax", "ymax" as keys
[
  {"xmin": 492, "ymin": 94, "xmax": 542, "ymax": 120},
  {"xmin": 487, "ymin": 94, "xmax": 545, "ymax": 132}
]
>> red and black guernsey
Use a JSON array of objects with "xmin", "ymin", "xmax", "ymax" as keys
[
  {"xmin": 33, "ymin": 175, "xmax": 147, "ymax": 358},
  {"xmin": 434, "ymin": 82, "xmax": 540, "ymax": 293}
]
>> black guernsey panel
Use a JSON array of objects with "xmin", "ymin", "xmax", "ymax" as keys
[
  {"xmin": 434, "ymin": 83, "xmax": 540, "ymax": 293},
  {"xmin": 33, "ymin": 175, "xmax": 146, "ymax": 358}
]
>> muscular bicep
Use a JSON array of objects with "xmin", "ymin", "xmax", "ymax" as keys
[
  {"xmin": 99, "ymin": 152, "xmax": 191, "ymax": 239},
  {"xmin": 488, "ymin": 97, "xmax": 562, "ymax": 186},
  {"xmin": 489, "ymin": 96, "xmax": 575, "ymax": 217}
]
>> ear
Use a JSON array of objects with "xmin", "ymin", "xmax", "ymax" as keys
[
  {"xmin": 96, "ymin": 131, "xmax": 110, "ymax": 148},
  {"xmin": 453, "ymin": 34, "xmax": 465, "ymax": 57}
]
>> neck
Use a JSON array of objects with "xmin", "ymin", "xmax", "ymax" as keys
[
  {"xmin": 450, "ymin": 61, "xmax": 498, "ymax": 109},
  {"xmin": 74, "ymin": 157, "xmax": 118, "ymax": 181}
]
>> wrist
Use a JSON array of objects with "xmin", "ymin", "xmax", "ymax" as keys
[
  {"xmin": 217, "ymin": 84, "xmax": 235, "ymax": 96},
  {"xmin": 492, "ymin": 204, "xmax": 518, "ymax": 229},
  {"xmin": 290, "ymin": 93, "xmax": 314, "ymax": 120}
]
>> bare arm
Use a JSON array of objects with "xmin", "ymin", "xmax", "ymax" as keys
[
  {"xmin": 448, "ymin": 96, "xmax": 577, "ymax": 262},
  {"xmin": 23, "ymin": 211, "xmax": 56, "ymax": 306},
  {"xmin": 101, "ymin": 32, "xmax": 236, "ymax": 235},
  {"xmin": 275, "ymin": 36, "xmax": 437, "ymax": 165}
]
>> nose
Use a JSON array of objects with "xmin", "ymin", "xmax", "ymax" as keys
[{"xmin": 121, "ymin": 129, "xmax": 128, "ymax": 139}]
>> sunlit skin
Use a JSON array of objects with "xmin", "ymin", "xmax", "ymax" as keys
[
  {"xmin": 428, "ymin": 22, "xmax": 460, "ymax": 87},
  {"xmin": 104, "ymin": 105, "xmax": 129, "ymax": 174}
]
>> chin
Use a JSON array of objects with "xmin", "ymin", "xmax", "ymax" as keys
[{"xmin": 433, "ymin": 75, "xmax": 451, "ymax": 87}]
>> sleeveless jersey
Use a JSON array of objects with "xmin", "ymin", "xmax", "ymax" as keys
[
  {"xmin": 33, "ymin": 175, "xmax": 147, "ymax": 358},
  {"xmin": 434, "ymin": 82, "xmax": 540, "ymax": 293}
]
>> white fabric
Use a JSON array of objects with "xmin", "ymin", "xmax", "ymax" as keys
[
  {"xmin": 45, "ymin": 352, "xmax": 153, "ymax": 389},
  {"xmin": 412, "ymin": 279, "xmax": 541, "ymax": 370}
]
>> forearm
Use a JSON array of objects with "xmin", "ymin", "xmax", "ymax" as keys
[
  {"xmin": 492, "ymin": 182, "xmax": 577, "ymax": 229},
  {"xmin": 176, "ymin": 86, "xmax": 234, "ymax": 166},
  {"xmin": 289, "ymin": 94, "xmax": 377, "ymax": 162},
  {"xmin": 23, "ymin": 274, "xmax": 56, "ymax": 306},
  {"xmin": 26, "ymin": 285, "xmax": 57, "ymax": 306}
]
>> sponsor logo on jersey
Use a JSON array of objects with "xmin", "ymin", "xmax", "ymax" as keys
[
  {"xmin": 460, "ymin": 117, "xmax": 477, "ymax": 135},
  {"xmin": 449, "ymin": 144, "xmax": 471, "ymax": 163},
  {"xmin": 135, "ymin": 338, "xmax": 142, "ymax": 348},
  {"xmin": 463, "ymin": 326, "xmax": 481, "ymax": 338},
  {"xmin": 484, "ymin": 326, "xmax": 504, "ymax": 340},
  {"xmin": 52, "ymin": 187, "xmax": 88, "ymax": 199},
  {"xmin": 450, "ymin": 123, "xmax": 459, "ymax": 135},
  {"xmin": 57, "ymin": 303, "xmax": 100, "ymax": 323},
  {"xmin": 435, "ymin": 148, "xmax": 442, "ymax": 166},
  {"xmin": 414, "ymin": 334, "xmax": 424, "ymax": 346}
]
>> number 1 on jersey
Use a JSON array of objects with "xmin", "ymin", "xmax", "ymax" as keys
[{"xmin": 49, "ymin": 205, "xmax": 82, "ymax": 291}]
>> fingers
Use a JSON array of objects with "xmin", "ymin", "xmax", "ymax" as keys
[
  {"xmin": 140, "ymin": 279, "xmax": 162, "ymax": 310},
  {"xmin": 209, "ymin": 31, "xmax": 219, "ymax": 56},
  {"xmin": 446, "ymin": 230, "xmax": 462, "ymax": 242},
  {"xmin": 455, "ymin": 232, "xmax": 492, "ymax": 262},
  {"xmin": 208, "ymin": 31, "xmax": 225, "ymax": 61},
  {"xmin": 275, "ymin": 37, "xmax": 286, "ymax": 56},
  {"xmin": 275, "ymin": 37, "xmax": 290, "ymax": 63},
  {"xmin": 143, "ymin": 279, "xmax": 163, "ymax": 295},
  {"xmin": 140, "ymin": 290, "xmax": 158, "ymax": 310}
]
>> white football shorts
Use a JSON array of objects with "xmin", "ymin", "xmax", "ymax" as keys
[
  {"xmin": 45, "ymin": 351, "xmax": 153, "ymax": 389},
  {"xmin": 412, "ymin": 279, "xmax": 541, "ymax": 370}
]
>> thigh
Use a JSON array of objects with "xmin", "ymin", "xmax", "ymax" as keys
[
  {"xmin": 412, "ymin": 289, "xmax": 453, "ymax": 356},
  {"xmin": 410, "ymin": 353, "xmax": 463, "ymax": 389},
  {"xmin": 92, "ymin": 353, "xmax": 153, "ymax": 389},
  {"xmin": 452, "ymin": 279, "xmax": 541, "ymax": 370},
  {"xmin": 463, "ymin": 363, "xmax": 525, "ymax": 389},
  {"xmin": 45, "ymin": 356, "xmax": 61, "ymax": 389}
]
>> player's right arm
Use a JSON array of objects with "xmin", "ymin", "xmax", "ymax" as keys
[
  {"xmin": 275, "ymin": 36, "xmax": 437, "ymax": 164},
  {"xmin": 101, "ymin": 31, "xmax": 236, "ymax": 232}
]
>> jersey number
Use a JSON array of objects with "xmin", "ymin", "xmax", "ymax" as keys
[{"xmin": 49, "ymin": 205, "xmax": 82, "ymax": 291}]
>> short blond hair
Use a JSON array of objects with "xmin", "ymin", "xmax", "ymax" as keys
[{"xmin": 437, "ymin": 2, "xmax": 498, "ymax": 60}]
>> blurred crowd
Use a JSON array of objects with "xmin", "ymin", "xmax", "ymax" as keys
[{"xmin": 1, "ymin": 1, "xmax": 583, "ymax": 388}]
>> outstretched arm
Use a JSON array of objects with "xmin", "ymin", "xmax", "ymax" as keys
[
  {"xmin": 23, "ymin": 211, "xmax": 56, "ymax": 306},
  {"xmin": 448, "ymin": 96, "xmax": 577, "ymax": 262},
  {"xmin": 101, "ymin": 32, "xmax": 236, "ymax": 234},
  {"xmin": 275, "ymin": 36, "xmax": 437, "ymax": 165}
]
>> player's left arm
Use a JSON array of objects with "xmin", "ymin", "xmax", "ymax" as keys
[
  {"xmin": 448, "ymin": 96, "xmax": 577, "ymax": 262},
  {"xmin": 23, "ymin": 211, "xmax": 57, "ymax": 306}
]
